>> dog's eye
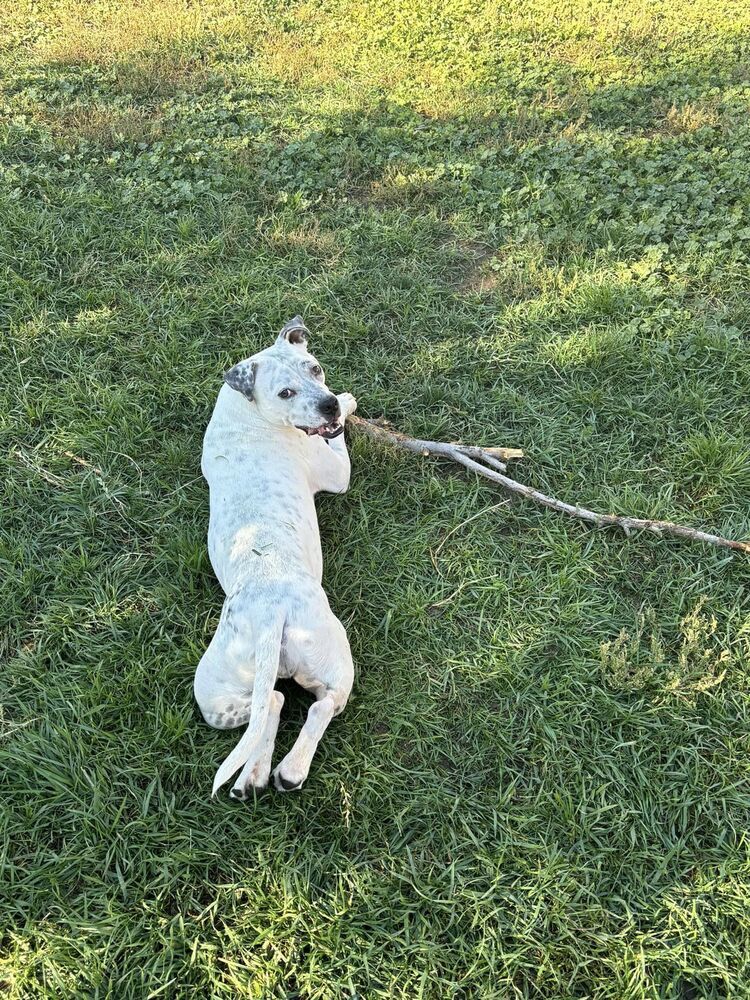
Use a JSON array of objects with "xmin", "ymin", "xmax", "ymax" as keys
[
  {"xmin": 278, "ymin": 388, "xmax": 296, "ymax": 399},
  {"xmin": 311, "ymin": 365, "xmax": 322, "ymax": 377}
]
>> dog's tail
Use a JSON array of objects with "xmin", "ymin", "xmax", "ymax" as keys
[{"xmin": 211, "ymin": 611, "xmax": 285, "ymax": 796}]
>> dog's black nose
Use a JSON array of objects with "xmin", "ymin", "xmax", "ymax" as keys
[{"xmin": 318, "ymin": 395, "xmax": 340, "ymax": 420}]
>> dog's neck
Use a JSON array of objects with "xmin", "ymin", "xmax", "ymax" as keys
[{"xmin": 218, "ymin": 384, "xmax": 303, "ymax": 444}]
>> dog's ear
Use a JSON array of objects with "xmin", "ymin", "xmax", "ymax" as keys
[
  {"xmin": 223, "ymin": 360, "xmax": 258, "ymax": 400},
  {"xmin": 276, "ymin": 315, "xmax": 309, "ymax": 348}
]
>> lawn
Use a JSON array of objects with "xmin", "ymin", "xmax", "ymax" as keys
[{"xmin": 2, "ymin": 1, "xmax": 750, "ymax": 996}]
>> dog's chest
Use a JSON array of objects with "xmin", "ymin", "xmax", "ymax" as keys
[
  {"xmin": 202, "ymin": 391, "xmax": 327, "ymax": 588},
  {"xmin": 205, "ymin": 459, "xmax": 322, "ymax": 588}
]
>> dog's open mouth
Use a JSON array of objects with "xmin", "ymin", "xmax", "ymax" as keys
[{"xmin": 296, "ymin": 419, "xmax": 344, "ymax": 440}]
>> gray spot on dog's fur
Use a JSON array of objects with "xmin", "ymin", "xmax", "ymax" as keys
[{"xmin": 224, "ymin": 360, "xmax": 258, "ymax": 400}]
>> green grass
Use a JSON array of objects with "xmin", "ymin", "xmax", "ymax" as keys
[{"xmin": 2, "ymin": 1, "xmax": 750, "ymax": 996}]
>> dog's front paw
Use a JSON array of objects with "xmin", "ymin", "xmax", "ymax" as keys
[{"xmin": 337, "ymin": 392, "xmax": 357, "ymax": 419}]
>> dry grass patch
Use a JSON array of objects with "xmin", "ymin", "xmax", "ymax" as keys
[
  {"xmin": 447, "ymin": 240, "xmax": 499, "ymax": 296},
  {"xmin": 39, "ymin": 104, "xmax": 162, "ymax": 145},
  {"xmin": 37, "ymin": 0, "xmax": 241, "ymax": 95},
  {"xmin": 260, "ymin": 221, "xmax": 345, "ymax": 266},
  {"xmin": 260, "ymin": 27, "xmax": 346, "ymax": 89},
  {"xmin": 111, "ymin": 52, "xmax": 215, "ymax": 98},
  {"xmin": 663, "ymin": 100, "xmax": 721, "ymax": 134},
  {"xmin": 41, "ymin": 1, "xmax": 213, "ymax": 61}
]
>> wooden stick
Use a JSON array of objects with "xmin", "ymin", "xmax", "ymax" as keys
[{"xmin": 347, "ymin": 416, "xmax": 750, "ymax": 555}]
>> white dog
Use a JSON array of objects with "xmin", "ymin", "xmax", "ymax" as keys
[{"xmin": 194, "ymin": 317, "xmax": 356, "ymax": 798}]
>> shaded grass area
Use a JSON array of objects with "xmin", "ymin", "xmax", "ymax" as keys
[{"xmin": 2, "ymin": 1, "xmax": 750, "ymax": 996}]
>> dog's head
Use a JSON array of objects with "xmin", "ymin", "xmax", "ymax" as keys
[{"xmin": 223, "ymin": 316, "xmax": 343, "ymax": 439}]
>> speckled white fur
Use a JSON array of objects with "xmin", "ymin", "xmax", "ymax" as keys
[{"xmin": 194, "ymin": 318, "xmax": 356, "ymax": 798}]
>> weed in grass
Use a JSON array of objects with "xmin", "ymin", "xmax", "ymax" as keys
[{"xmin": 600, "ymin": 601, "xmax": 732, "ymax": 696}]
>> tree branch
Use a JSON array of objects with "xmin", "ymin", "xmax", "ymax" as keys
[{"xmin": 347, "ymin": 416, "xmax": 750, "ymax": 555}]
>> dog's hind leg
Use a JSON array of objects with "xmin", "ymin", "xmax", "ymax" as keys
[
  {"xmin": 271, "ymin": 609, "xmax": 353, "ymax": 792},
  {"xmin": 272, "ymin": 689, "xmax": 343, "ymax": 791},
  {"xmin": 229, "ymin": 690, "xmax": 285, "ymax": 800}
]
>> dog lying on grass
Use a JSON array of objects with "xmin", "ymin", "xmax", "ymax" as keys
[{"xmin": 194, "ymin": 317, "xmax": 357, "ymax": 798}]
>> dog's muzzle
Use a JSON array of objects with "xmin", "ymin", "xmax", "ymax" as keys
[{"xmin": 296, "ymin": 394, "xmax": 343, "ymax": 439}]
